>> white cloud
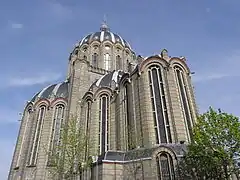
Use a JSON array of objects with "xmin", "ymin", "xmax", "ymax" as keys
[
  {"xmin": 10, "ymin": 23, "xmax": 23, "ymax": 29},
  {"xmin": 192, "ymin": 50, "xmax": 240, "ymax": 83},
  {"xmin": 192, "ymin": 73, "xmax": 237, "ymax": 82},
  {"xmin": 7, "ymin": 72, "xmax": 62, "ymax": 87}
]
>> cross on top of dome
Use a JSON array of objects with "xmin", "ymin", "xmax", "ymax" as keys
[{"xmin": 100, "ymin": 15, "xmax": 110, "ymax": 32}]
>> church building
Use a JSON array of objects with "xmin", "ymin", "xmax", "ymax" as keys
[{"xmin": 8, "ymin": 22, "xmax": 198, "ymax": 180}]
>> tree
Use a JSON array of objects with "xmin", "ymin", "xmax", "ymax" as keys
[
  {"xmin": 47, "ymin": 116, "xmax": 92, "ymax": 180},
  {"xmin": 178, "ymin": 107, "xmax": 240, "ymax": 180}
]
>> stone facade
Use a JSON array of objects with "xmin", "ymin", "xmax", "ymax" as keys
[{"xmin": 8, "ymin": 22, "xmax": 198, "ymax": 180}]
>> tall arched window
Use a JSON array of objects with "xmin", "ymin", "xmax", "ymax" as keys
[
  {"xmin": 98, "ymin": 94, "xmax": 109, "ymax": 154},
  {"xmin": 174, "ymin": 66, "xmax": 193, "ymax": 141},
  {"xmin": 104, "ymin": 53, "xmax": 111, "ymax": 70},
  {"xmin": 123, "ymin": 84, "xmax": 133, "ymax": 150},
  {"xmin": 92, "ymin": 53, "xmax": 98, "ymax": 67},
  {"xmin": 16, "ymin": 108, "xmax": 32, "ymax": 167},
  {"xmin": 84, "ymin": 100, "xmax": 91, "ymax": 160},
  {"xmin": 29, "ymin": 105, "xmax": 46, "ymax": 165},
  {"xmin": 49, "ymin": 104, "xmax": 65, "ymax": 155},
  {"xmin": 83, "ymin": 55, "xmax": 87, "ymax": 61},
  {"xmin": 156, "ymin": 153, "xmax": 175, "ymax": 180},
  {"xmin": 116, "ymin": 55, "xmax": 122, "ymax": 70},
  {"xmin": 148, "ymin": 65, "xmax": 172, "ymax": 144}
]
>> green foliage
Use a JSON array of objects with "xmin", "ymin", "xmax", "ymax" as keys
[
  {"xmin": 178, "ymin": 107, "xmax": 240, "ymax": 180},
  {"xmin": 47, "ymin": 116, "xmax": 92, "ymax": 179}
]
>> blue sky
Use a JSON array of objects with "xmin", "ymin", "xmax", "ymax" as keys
[{"xmin": 0, "ymin": 0, "xmax": 240, "ymax": 178}]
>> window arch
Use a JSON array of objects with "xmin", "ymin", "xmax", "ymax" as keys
[
  {"xmin": 98, "ymin": 94, "xmax": 110, "ymax": 154},
  {"xmin": 104, "ymin": 53, "xmax": 111, "ymax": 70},
  {"xmin": 74, "ymin": 49, "xmax": 79, "ymax": 55},
  {"xmin": 49, "ymin": 104, "xmax": 65, "ymax": 155},
  {"xmin": 92, "ymin": 53, "xmax": 98, "ymax": 67},
  {"xmin": 116, "ymin": 55, "xmax": 122, "ymax": 70},
  {"xmin": 82, "ymin": 46, "xmax": 88, "ymax": 52},
  {"xmin": 148, "ymin": 65, "xmax": 171, "ymax": 144},
  {"xmin": 16, "ymin": 107, "xmax": 32, "ymax": 167},
  {"xmin": 156, "ymin": 152, "xmax": 175, "ymax": 180},
  {"xmin": 93, "ymin": 45, "xmax": 98, "ymax": 50},
  {"xmin": 28, "ymin": 105, "xmax": 46, "ymax": 165},
  {"xmin": 105, "ymin": 45, "xmax": 111, "ymax": 50},
  {"xmin": 174, "ymin": 66, "xmax": 193, "ymax": 141}
]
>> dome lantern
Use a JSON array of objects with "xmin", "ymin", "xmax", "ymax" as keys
[{"xmin": 100, "ymin": 17, "xmax": 110, "ymax": 32}]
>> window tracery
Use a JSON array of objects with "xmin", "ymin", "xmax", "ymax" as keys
[
  {"xmin": 148, "ymin": 65, "xmax": 171, "ymax": 144},
  {"xmin": 98, "ymin": 94, "xmax": 110, "ymax": 154},
  {"xmin": 174, "ymin": 66, "xmax": 193, "ymax": 141},
  {"xmin": 49, "ymin": 104, "xmax": 65, "ymax": 155},
  {"xmin": 156, "ymin": 152, "xmax": 175, "ymax": 180}
]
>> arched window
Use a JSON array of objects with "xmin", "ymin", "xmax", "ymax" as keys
[
  {"xmin": 123, "ymin": 84, "xmax": 133, "ymax": 150},
  {"xmin": 29, "ymin": 105, "xmax": 46, "ymax": 165},
  {"xmin": 98, "ymin": 94, "xmax": 109, "ymax": 154},
  {"xmin": 92, "ymin": 53, "xmax": 98, "ymax": 67},
  {"xmin": 116, "ymin": 55, "xmax": 122, "ymax": 69},
  {"xmin": 82, "ymin": 46, "xmax": 87, "ymax": 52},
  {"xmin": 74, "ymin": 49, "xmax": 79, "ymax": 55},
  {"xmin": 156, "ymin": 153, "xmax": 175, "ymax": 180},
  {"xmin": 49, "ymin": 104, "xmax": 65, "ymax": 155},
  {"xmin": 104, "ymin": 53, "xmax": 111, "ymax": 70},
  {"xmin": 105, "ymin": 45, "xmax": 110, "ymax": 50},
  {"xmin": 16, "ymin": 108, "xmax": 32, "ymax": 167},
  {"xmin": 83, "ymin": 55, "xmax": 87, "ymax": 61},
  {"xmin": 174, "ymin": 66, "xmax": 193, "ymax": 141},
  {"xmin": 148, "ymin": 65, "xmax": 171, "ymax": 144},
  {"xmin": 84, "ymin": 100, "xmax": 91, "ymax": 160}
]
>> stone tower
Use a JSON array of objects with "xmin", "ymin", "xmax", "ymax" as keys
[{"xmin": 8, "ymin": 22, "xmax": 198, "ymax": 180}]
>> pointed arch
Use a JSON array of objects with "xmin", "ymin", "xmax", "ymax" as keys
[
  {"xmin": 93, "ymin": 87, "xmax": 112, "ymax": 100},
  {"xmin": 50, "ymin": 98, "xmax": 68, "ymax": 107},
  {"xmin": 33, "ymin": 99, "xmax": 50, "ymax": 109},
  {"xmin": 139, "ymin": 56, "xmax": 169, "ymax": 73},
  {"xmin": 169, "ymin": 57, "xmax": 190, "ymax": 74}
]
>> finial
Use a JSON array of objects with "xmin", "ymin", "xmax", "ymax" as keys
[{"xmin": 100, "ymin": 14, "xmax": 110, "ymax": 31}]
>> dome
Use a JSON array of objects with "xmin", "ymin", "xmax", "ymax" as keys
[
  {"xmin": 31, "ymin": 81, "xmax": 69, "ymax": 102},
  {"xmin": 88, "ymin": 70, "xmax": 126, "ymax": 91},
  {"xmin": 78, "ymin": 23, "xmax": 132, "ymax": 51}
]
